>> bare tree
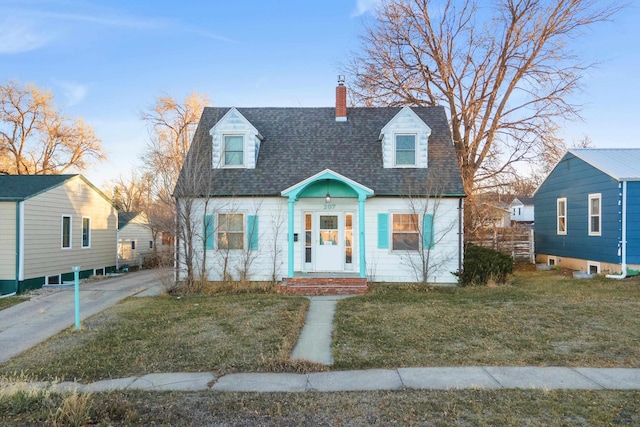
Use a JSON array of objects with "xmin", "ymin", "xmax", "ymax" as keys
[
  {"xmin": 0, "ymin": 80, "xmax": 105, "ymax": 174},
  {"xmin": 403, "ymin": 168, "xmax": 459, "ymax": 283},
  {"xmin": 347, "ymin": 0, "xmax": 620, "ymax": 195},
  {"xmin": 269, "ymin": 204, "xmax": 286, "ymax": 284},
  {"xmin": 141, "ymin": 92, "xmax": 209, "ymax": 207}
]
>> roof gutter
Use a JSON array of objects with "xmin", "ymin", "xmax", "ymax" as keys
[{"xmin": 606, "ymin": 180, "xmax": 627, "ymax": 279}]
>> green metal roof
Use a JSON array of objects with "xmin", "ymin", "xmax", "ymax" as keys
[{"xmin": 0, "ymin": 174, "xmax": 78, "ymax": 201}]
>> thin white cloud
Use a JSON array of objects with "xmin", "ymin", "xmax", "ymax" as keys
[
  {"xmin": 54, "ymin": 80, "xmax": 89, "ymax": 107},
  {"xmin": 351, "ymin": 0, "xmax": 383, "ymax": 17},
  {"xmin": 0, "ymin": 17, "xmax": 53, "ymax": 53}
]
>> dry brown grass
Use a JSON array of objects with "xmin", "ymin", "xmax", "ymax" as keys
[
  {"xmin": 0, "ymin": 294, "xmax": 309, "ymax": 382},
  {"xmin": 333, "ymin": 271, "xmax": 640, "ymax": 369}
]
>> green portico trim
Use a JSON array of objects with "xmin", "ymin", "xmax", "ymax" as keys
[{"xmin": 281, "ymin": 169, "xmax": 374, "ymax": 279}]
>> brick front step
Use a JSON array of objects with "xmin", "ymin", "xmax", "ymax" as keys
[{"xmin": 277, "ymin": 277, "xmax": 368, "ymax": 296}]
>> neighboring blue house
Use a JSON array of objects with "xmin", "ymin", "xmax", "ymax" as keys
[{"xmin": 534, "ymin": 148, "xmax": 640, "ymax": 275}]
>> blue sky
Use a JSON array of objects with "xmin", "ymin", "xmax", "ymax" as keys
[{"xmin": 1, "ymin": 0, "xmax": 638, "ymax": 187}]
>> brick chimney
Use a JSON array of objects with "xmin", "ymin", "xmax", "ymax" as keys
[{"xmin": 335, "ymin": 75, "xmax": 347, "ymax": 122}]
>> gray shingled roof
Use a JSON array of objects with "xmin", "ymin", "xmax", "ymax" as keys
[
  {"xmin": 175, "ymin": 106, "xmax": 465, "ymax": 198},
  {"xmin": 0, "ymin": 174, "xmax": 78, "ymax": 200}
]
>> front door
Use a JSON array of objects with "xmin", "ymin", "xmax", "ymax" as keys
[{"xmin": 315, "ymin": 214, "xmax": 342, "ymax": 271}]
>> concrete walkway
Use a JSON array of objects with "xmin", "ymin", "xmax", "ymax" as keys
[
  {"xmin": 290, "ymin": 295, "xmax": 351, "ymax": 365},
  {"xmin": 3, "ymin": 367, "xmax": 640, "ymax": 394},
  {"xmin": 0, "ymin": 269, "xmax": 167, "ymax": 364}
]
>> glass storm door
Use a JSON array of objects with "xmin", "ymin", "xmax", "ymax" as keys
[{"xmin": 315, "ymin": 214, "xmax": 342, "ymax": 271}]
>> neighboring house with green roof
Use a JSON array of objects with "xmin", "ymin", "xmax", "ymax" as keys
[
  {"xmin": 174, "ymin": 80, "xmax": 465, "ymax": 287},
  {"xmin": 0, "ymin": 174, "xmax": 117, "ymax": 295},
  {"xmin": 117, "ymin": 211, "xmax": 155, "ymax": 269}
]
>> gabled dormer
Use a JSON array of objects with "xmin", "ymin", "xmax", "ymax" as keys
[
  {"xmin": 210, "ymin": 108, "xmax": 264, "ymax": 169},
  {"xmin": 379, "ymin": 106, "xmax": 431, "ymax": 169}
]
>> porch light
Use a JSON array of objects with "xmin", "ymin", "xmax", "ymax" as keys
[{"xmin": 325, "ymin": 192, "xmax": 331, "ymax": 203}]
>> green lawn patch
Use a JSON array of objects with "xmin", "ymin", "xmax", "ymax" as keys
[{"xmin": 333, "ymin": 271, "xmax": 640, "ymax": 369}]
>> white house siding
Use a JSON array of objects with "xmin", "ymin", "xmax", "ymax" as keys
[
  {"xmin": 22, "ymin": 177, "xmax": 117, "ymax": 280},
  {"xmin": 0, "ymin": 202, "xmax": 17, "ymax": 281},
  {"xmin": 184, "ymin": 197, "xmax": 288, "ymax": 282},
  {"xmin": 118, "ymin": 217, "xmax": 154, "ymax": 266},
  {"xmin": 380, "ymin": 107, "xmax": 430, "ymax": 169},
  {"xmin": 183, "ymin": 195, "xmax": 460, "ymax": 284},
  {"xmin": 364, "ymin": 197, "xmax": 461, "ymax": 283}
]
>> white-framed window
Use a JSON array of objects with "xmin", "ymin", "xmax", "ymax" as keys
[
  {"xmin": 223, "ymin": 135, "xmax": 244, "ymax": 166},
  {"xmin": 394, "ymin": 134, "xmax": 416, "ymax": 166},
  {"xmin": 557, "ymin": 198, "xmax": 567, "ymax": 235},
  {"xmin": 588, "ymin": 193, "xmax": 601, "ymax": 236},
  {"xmin": 392, "ymin": 213, "xmax": 419, "ymax": 251},
  {"xmin": 82, "ymin": 217, "xmax": 91, "ymax": 248},
  {"xmin": 61, "ymin": 215, "xmax": 72, "ymax": 249},
  {"xmin": 218, "ymin": 213, "xmax": 244, "ymax": 250}
]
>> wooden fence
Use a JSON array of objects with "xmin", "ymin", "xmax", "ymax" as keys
[{"xmin": 467, "ymin": 228, "xmax": 535, "ymax": 264}]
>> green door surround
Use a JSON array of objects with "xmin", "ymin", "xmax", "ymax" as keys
[{"xmin": 281, "ymin": 169, "xmax": 374, "ymax": 279}]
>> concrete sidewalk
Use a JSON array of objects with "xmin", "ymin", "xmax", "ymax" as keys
[
  {"xmin": 0, "ymin": 269, "xmax": 167, "ymax": 364},
  {"xmin": 4, "ymin": 367, "xmax": 640, "ymax": 394}
]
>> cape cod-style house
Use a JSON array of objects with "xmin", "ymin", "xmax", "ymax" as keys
[{"xmin": 174, "ymin": 79, "xmax": 465, "ymax": 290}]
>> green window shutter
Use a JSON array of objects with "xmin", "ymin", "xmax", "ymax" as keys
[
  {"xmin": 423, "ymin": 214, "xmax": 434, "ymax": 249},
  {"xmin": 204, "ymin": 214, "xmax": 214, "ymax": 250},
  {"xmin": 378, "ymin": 213, "xmax": 389, "ymax": 249},
  {"xmin": 247, "ymin": 215, "xmax": 258, "ymax": 250}
]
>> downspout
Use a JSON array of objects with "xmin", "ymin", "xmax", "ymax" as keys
[
  {"xmin": 9, "ymin": 201, "xmax": 21, "ymax": 295},
  {"xmin": 607, "ymin": 180, "xmax": 627, "ymax": 279},
  {"xmin": 458, "ymin": 197, "xmax": 464, "ymax": 275}
]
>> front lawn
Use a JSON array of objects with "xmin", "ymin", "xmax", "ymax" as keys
[
  {"xmin": 333, "ymin": 271, "xmax": 640, "ymax": 369},
  {"xmin": 0, "ymin": 294, "xmax": 310, "ymax": 382},
  {"xmin": 1, "ymin": 270, "xmax": 639, "ymax": 385}
]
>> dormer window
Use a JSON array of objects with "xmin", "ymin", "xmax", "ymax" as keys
[
  {"xmin": 224, "ymin": 135, "xmax": 244, "ymax": 166},
  {"xmin": 395, "ymin": 134, "xmax": 416, "ymax": 166}
]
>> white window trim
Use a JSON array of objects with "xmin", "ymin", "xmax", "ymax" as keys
[
  {"xmin": 557, "ymin": 198, "xmax": 567, "ymax": 235},
  {"xmin": 61, "ymin": 214, "xmax": 72, "ymax": 249},
  {"xmin": 588, "ymin": 193, "xmax": 601, "ymax": 236},
  {"xmin": 82, "ymin": 216, "xmax": 91, "ymax": 248},
  {"xmin": 217, "ymin": 212, "xmax": 245, "ymax": 250},
  {"xmin": 393, "ymin": 133, "xmax": 417, "ymax": 167},
  {"xmin": 390, "ymin": 212, "xmax": 420, "ymax": 252},
  {"xmin": 222, "ymin": 134, "xmax": 245, "ymax": 168}
]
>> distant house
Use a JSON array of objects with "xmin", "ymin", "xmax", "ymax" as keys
[
  {"xmin": 173, "ymin": 79, "xmax": 465, "ymax": 285},
  {"xmin": 0, "ymin": 174, "xmax": 117, "ymax": 295},
  {"xmin": 117, "ymin": 212, "xmax": 154, "ymax": 269},
  {"xmin": 534, "ymin": 148, "xmax": 640, "ymax": 275},
  {"xmin": 510, "ymin": 197, "xmax": 534, "ymax": 224}
]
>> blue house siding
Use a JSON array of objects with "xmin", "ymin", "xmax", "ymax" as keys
[
  {"xmin": 625, "ymin": 181, "xmax": 640, "ymax": 264},
  {"xmin": 535, "ymin": 153, "xmax": 620, "ymax": 264}
]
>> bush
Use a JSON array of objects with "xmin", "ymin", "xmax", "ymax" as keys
[{"xmin": 457, "ymin": 243, "xmax": 513, "ymax": 286}]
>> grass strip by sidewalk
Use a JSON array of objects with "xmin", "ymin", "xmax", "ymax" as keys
[
  {"xmin": 0, "ymin": 294, "xmax": 311, "ymax": 382},
  {"xmin": 333, "ymin": 271, "xmax": 640, "ymax": 369},
  {"xmin": 1, "ymin": 389, "xmax": 639, "ymax": 426}
]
